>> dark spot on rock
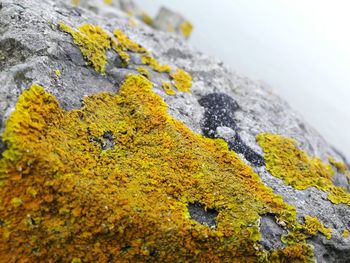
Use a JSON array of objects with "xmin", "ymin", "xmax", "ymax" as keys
[
  {"xmin": 31, "ymin": 248, "xmax": 39, "ymax": 254},
  {"xmin": 0, "ymin": 38, "xmax": 31, "ymax": 71},
  {"xmin": 89, "ymin": 131, "xmax": 115, "ymax": 151},
  {"xmin": 198, "ymin": 93, "xmax": 239, "ymax": 138},
  {"xmin": 0, "ymin": 2, "xmax": 3, "ymax": 11},
  {"xmin": 228, "ymin": 134, "xmax": 265, "ymax": 167},
  {"xmin": 198, "ymin": 93, "xmax": 264, "ymax": 166},
  {"xmin": 150, "ymin": 249, "xmax": 158, "ymax": 257},
  {"xmin": 121, "ymin": 246, "xmax": 132, "ymax": 254},
  {"xmin": 13, "ymin": 68, "xmax": 33, "ymax": 91},
  {"xmin": 0, "ymin": 137, "xmax": 6, "ymax": 160},
  {"xmin": 102, "ymin": 131, "xmax": 115, "ymax": 150},
  {"xmin": 258, "ymin": 213, "xmax": 285, "ymax": 251},
  {"xmin": 188, "ymin": 202, "xmax": 218, "ymax": 228}
]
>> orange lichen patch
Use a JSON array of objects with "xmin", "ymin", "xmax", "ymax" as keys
[
  {"xmin": 342, "ymin": 229, "xmax": 349, "ymax": 238},
  {"xmin": 257, "ymin": 134, "xmax": 350, "ymax": 206},
  {"xmin": 179, "ymin": 20, "xmax": 193, "ymax": 39},
  {"xmin": 162, "ymin": 81, "xmax": 175, "ymax": 96},
  {"xmin": 268, "ymin": 244, "xmax": 314, "ymax": 263},
  {"xmin": 59, "ymin": 23, "xmax": 111, "ymax": 73},
  {"xmin": 329, "ymin": 157, "xmax": 348, "ymax": 174},
  {"xmin": 0, "ymin": 76, "xmax": 319, "ymax": 261},
  {"xmin": 170, "ymin": 68, "xmax": 192, "ymax": 92},
  {"xmin": 136, "ymin": 66, "xmax": 150, "ymax": 79}
]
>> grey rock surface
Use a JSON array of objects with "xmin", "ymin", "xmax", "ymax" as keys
[{"xmin": 0, "ymin": 0, "xmax": 349, "ymax": 261}]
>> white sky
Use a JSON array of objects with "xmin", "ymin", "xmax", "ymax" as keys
[{"xmin": 136, "ymin": 0, "xmax": 350, "ymax": 160}]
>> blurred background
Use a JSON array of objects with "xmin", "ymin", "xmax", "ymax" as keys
[{"xmin": 135, "ymin": 0, "xmax": 350, "ymax": 160}]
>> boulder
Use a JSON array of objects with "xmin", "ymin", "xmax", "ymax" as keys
[{"xmin": 0, "ymin": 0, "xmax": 349, "ymax": 262}]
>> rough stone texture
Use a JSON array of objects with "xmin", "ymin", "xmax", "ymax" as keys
[{"xmin": 0, "ymin": 0, "xmax": 349, "ymax": 261}]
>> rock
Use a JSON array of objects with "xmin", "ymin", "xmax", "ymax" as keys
[
  {"xmin": 0, "ymin": 0, "xmax": 349, "ymax": 262},
  {"xmin": 153, "ymin": 7, "xmax": 193, "ymax": 39}
]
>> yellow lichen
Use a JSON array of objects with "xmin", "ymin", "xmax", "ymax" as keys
[
  {"xmin": 170, "ymin": 68, "xmax": 192, "ymax": 92},
  {"xmin": 71, "ymin": 0, "xmax": 80, "ymax": 6},
  {"xmin": 303, "ymin": 215, "xmax": 332, "ymax": 240},
  {"xmin": 141, "ymin": 55, "xmax": 171, "ymax": 73},
  {"xmin": 141, "ymin": 12, "xmax": 153, "ymax": 26},
  {"xmin": 136, "ymin": 66, "xmax": 150, "ymax": 79},
  {"xmin": 103, "ymin": 0, "xmax": 112, "ymax": 5},
  {"xmin": 55, "ymin": 69, "xmax": 61, "ymax": 77},
  {"xmin": 58, "ymin": 23, "xmax": 191, "ymax": 96},
  {"xmin": 10, "ymin": 197, "xmax": 23, "ymax": 208},
  {"xmin": 113, "ymin": 29, "xmax": 147, "ymax": 54},
  {"xmin": 0, "ymin": 75, "xmax": 317, "ymax": 261},
  {"xmin": 162, "ymin": 81, "xmax": 175, "ymax": 96},
  {"xmin": 257, "ymin": 134, "xmax": 350, "ymax": 206},
  {"xmin": 59, "ymin": 23, "xmax": 111, "ymax": 73},
  {"xmin": 179, "ymin": 20, "xmax": 193, "ymax": 39},
  {"xmin": 342, "ymin": 229, "xmax": 349, "ymax": 238},
  {"xmin": 329, "ymin": 157, "xmax": 348, "ymax": 174}
]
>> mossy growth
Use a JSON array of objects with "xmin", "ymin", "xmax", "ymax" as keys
[
  {"xmin": 179, "ymin": 20, "xmax": 193, "ymax": 39},
  {"xmin": 0, "ymin": 75, "xmax": 320, "ymax": 262},
  {"xmin": 170, "ymin": 68, "xmax": 192, "ymax": 92},
  {"xmin": 59, "ymin": 23, "xmax": 111, "ymax": 73},
  {"xmin": 257, "ymin": 134, "xmax": 350, "ymax": 206}
]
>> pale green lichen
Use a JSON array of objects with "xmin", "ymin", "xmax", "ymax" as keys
[
  {"xmin": 257, "ymin": 133, "xmax": 350, "ymax": 206},
  {"xmin": 0, "ymin": 75, "xmax": 320, "ymax": 262}
]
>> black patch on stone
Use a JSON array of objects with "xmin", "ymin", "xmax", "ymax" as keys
[
  {"xmin": 89, "ymin": 130, "xmax": 115, "ymax": 151},
  {"xmin": 198, "ymin": 93, "xmax": 264, "ymax": 166},
  {"xmin": 0, "ymin": 137, "xmax": 6, "ymax": 160},
  {"xmin": 188, "ymin": 202, "xmax": 218, "ymax": 228}
]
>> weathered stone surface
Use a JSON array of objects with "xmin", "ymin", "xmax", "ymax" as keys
[{"xmin": 0, "ymin": 0, "xmax": 349, "ymax": 262}]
